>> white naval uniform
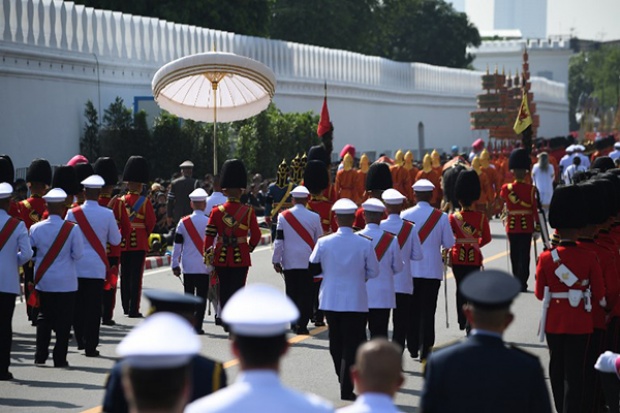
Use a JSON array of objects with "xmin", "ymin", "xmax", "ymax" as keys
[
  {"xmin": 559, "ymin": 153, "xmax": 575, "ymax": 173},
  {"xmin": 0, "ymin": 210, "xmax": 32, "ymax": 295},
  {"xmin": 380, "ymin": 214, "xmax": 423, "ymax": 294},
  {"xmin": 65, "ymin": 200, "xmax": 121, "ymax": 279},
  {"xmin": 576, "ymin": 152, "xmax": 590, "ymax": 169},
  {"xmin": 185, "ymin": 370, "xmax": 334, "ymax": 413},
  {"xmin": 172, "ymin": 210, "xmax": 210, "ymax": 274},
  {"xmin": 609, "ymin": 149, "xmax": 620, "ymax": 161},
  {"xmin": 205, "ymin": 191, "xmax": 227, "ymax": 217},
  {"xmin": 400, "ymin": 202, "xmax": 454, "ymax": 279},
  {"xmin": 29, "ymin": 215, "xmax": 83, "ymax": 292},
  {"xmin": 309, "ymin": 227, "xmax": 380, "ymax": 312},
  {"xmin": 358, "ymin": 224, "xmax": 402, "ymax": 309},
  {"xmin": 336, "ymin": 393, "xmax": 402, "ymax": 413},
  {"xmin": 272, "ymin": 204, "xmax": 323, "ymax": 270}
]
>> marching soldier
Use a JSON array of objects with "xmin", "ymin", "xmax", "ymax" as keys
[
  {"xmin": 380, "ymin": 188, "xmax": 423, "ymax": 351},
  {"xmin": 335, "ymin": 153, "xmax": 358, "ymax": 203},
  {"xmin": 499, "ymin": 148, "xmax": 540, "ymax": 292},
  {"xmin": 272, "ymin": 185, "xmax": 323, "ymax": 335},
  {"xmin": 66, "ymin": 175, "xmax": 121, "ymax": 357},
  {"xmin": 171, "ymin": 188, "xmax": 211, "ymax": 334},
  {"xmin": 359, "ymin": 198, "xmax": 403, "ymax": 339},
  {"xmin": 401, "ymin": 179, "xmax": 455, "ymax": 361},
  {"xmin": 265, "ymin": 159, "xmax": 293, "ymax": 241},
  {"xmin": 356, "ymin": 154, "xmax": 370, "ymax": 204},
  {"xmin": 309, "ymin": 198, "xmax": 379, "ymax": 400},
  {"xmin": 120, "ymin": 156, "xmax": 156, "ymax": 318},
  {"xmin": 0, "ymin": 183, "xmax": 32, "ymax": 380},
  {"xmin": 305, "ymin": 160, "xmax": 336, "ymax": 327},
  {"xmin": 390, "ymin": 150, "xmax": 413, "ymax": 207},
  {"xmin": 204, "ymin": 159, "xmax": 261, "ymax": 327},
  {"xmin": 354, "ymin": 162, "xmax": 392, "ymax": 230},
  {"xmin": 449, "ymin": 169, "xmax": 491, "ymax": 331},
  {"xmin": 205, "ymin": 175, "xmax": 227, "ymax": 218},
  {"xmin": 415, "ymin": 155, "xmax": 441, "ymax": 209},
  {"xmin": 51, "ymin": 165, "xmax": 80, "ymax": 212},
  {"xmin": 30, "ymin": 188, "xmax": 84, "ymax": 367},
  {"xmin": 94, "ymin": 157, "xmax": 131, "ymax": 326},
  {"xmin": 167, "ymin": 160, "xmax": 199, "ymax": 228},
  {"xmin": 535, "ymin": 184, "xmax": 605, "ymax": 413},
  {"xmin": 20, "ymin": 158, "xmax": 52, "ymax": 325},
  {"xmin": 72, "ymin": 163, "xmax": 95, "ymax": 206}
]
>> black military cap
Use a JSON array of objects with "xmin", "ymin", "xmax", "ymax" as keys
[
  {"xmin": 366, "ymin": 162, "xmax": 393, "ymax": 191},
  {"xmin": 144, "ymin": 289, "xmax": 203, "ymax": 316},
  {"xmin": 74, "ymin": 162, "xmax": 95, "ymax": 192},
  {"xmin": 508, "ymin": 148, "xmax": 531, "ymax": 171},
  {"xmin": 592, "ymin": 156, "xmax": 615, "ymax": 172},
  {"xmin": 304, "ymin": 160, "xmax": 329, "ymax": 195},
  {"xmin": 123, "ymin": 156, "xmax": 150, "ymax": 184},
  {"xmin": 596, "ymin": 173, "xmax": 620, "ymax": 215},
  {"xmin": 220, "ymin": 159, "xmax": 247, "ymax": 189},
  {"xmin": 578, "ymin": 182, "xmax": 610, "ymax": 225},
  {"xmin": 549, "ymin": 185, "xmax": 587, "ymax": 229},
  {"xmin": 455, "ymin": 169, "xmax": 480, "ymax": 207},
  {"xmin": 52, "ymin": 165, "xmax": 80, "ymax": 196},
  {"xmin": 93, "ymin": 157, "xmax": 118, "ymax": 186},
  {"xmin": 0, "ymin": 155, "xmax": 14, "ymax": 184},
  {"xmin": 461, "ymin": 269, "xmax": 521, "ymax": 310},
  {"xmin": 26, "ymin": 158, "xmax": 52, "ymax": 185}
]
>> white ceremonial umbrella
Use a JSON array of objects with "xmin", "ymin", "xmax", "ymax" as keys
[{"xmin": 152, "ymin": 52, "xmax": 277, "ymax": 174}]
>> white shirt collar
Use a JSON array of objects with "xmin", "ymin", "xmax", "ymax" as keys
[
  {"xmin": 470, "ymin": 328, "xmax": 503, "ymax": 339},
  {"xmin": 356, "ymin": 393, "xmax": 398, "ymax": 409},
  {"xmin": 337, "ymin": 227, "xmax": 354, "ymax": 235},
  {"xmin": 236, "ymin": 370, "xmax": 281, "ymax": 387}
]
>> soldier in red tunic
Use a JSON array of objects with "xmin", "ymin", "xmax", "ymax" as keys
[
  {"xmin": 204, "ymin": 159, "xmax": 261, "ymax": 329},
  {"xmin": 119, "ymin": 156, "xmax": 156, "ymax": 318},
  {"xmin": 535, "ymin": 185, "xmax": 606, "ymax": 413},
  {"xmin": 449, "ymin": 169, "xmax": 491, "ymax": 331},
  {"xmin": 94, "ymin": 157, "xmax": 131, "ymax": 326},
  {"xmin": 499, "ymin": 149, "xmax": 540, "ymax": 291},
  {"xmin": 20, "ymin": 159, "xmax": 52, "ymax": 325}
]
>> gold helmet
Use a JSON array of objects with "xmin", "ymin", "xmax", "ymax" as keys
[
  {"xmin": 422, "ymin": 153, "xmax": 432, "ymax": 173},
  {"xmin": 472, "ymin": 156, "xmax": 482, "ymax": 174},
  {"xmin": 343, "ymin": 153, "xmax": 354, "ymax": 171},
  {"xmin": 276, "ymin": 159, "xmax": 288, "ymax": 187},
  {"xmin": 480, "ymin": 149, "xmax": 490, "ymax": 168},
  {"xmin": 394, "ymin": 150, "xmax": 404, "ymax": 167},
  {"xmin": 289, "ymin": 154, "xmax": 301, "ymax": 185},
  {"xmin": 297, "ymin": 153, "xmax": 308, "ymax": 183},
  {"xmin": 359, "ymin": 154, "xmax": 369, "ymax": 173},
  {"xmin": 431, "ymin": 150, "xmax": 440, "ymax": 168},
  {"xmin": 404, "ymin": 151, "xmax": 414, "ymax": 170}
]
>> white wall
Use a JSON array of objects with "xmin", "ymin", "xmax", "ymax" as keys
[{"xmin": 0, "ymin": 0, "xmax": 569, "ymax": 170}]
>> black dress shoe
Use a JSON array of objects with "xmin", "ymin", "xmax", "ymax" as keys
[
  {"xmin": 85, "ymin": 350, "xmax": 100, "ymax": 357},
  {"xmin": 54, "ymin": 361, "xmax": 70, "ymax": 368},
  {"xmin": 195, "ymin": 329, "xmax": 205, "ymax": 335},
  {"xmin": 102, "ymin": 319, "xmax": 116, "ymax": 326},
  {"xmin": 296, "ymin": 327, "xmax": 310, "ymax": 335},
  {"xmin": 214, "ymin": 317, "xmax": 222, "ymax": 326},
  {"xmin": 34, "ymin": 359, "xmax": 46, "ymax": 366},
  {"xmin": 0, "ymin": 372, "xmax": 13, "ymax": 380},
  {"xmin": 341, "ymin": 392, "xmax": 357, "ymax": 401},
  {"xmin": 128, "ymin": 313, "xmax": 143, "ymax": 318},
  {"xmin": 314, "ymin": 320, "xmax": 325, "ymax": 327}
]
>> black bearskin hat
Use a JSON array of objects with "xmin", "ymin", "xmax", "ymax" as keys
[
  {"xmin": 0, "ymin": 155, "xmax": 14, "ymax": 184},
  {"xmin": 549, "ymin": 185, "xmax": 587, "ymax": 229},
  {"xmin": 591, "ymin": 156, "xmax": 615, "ymax": 172},
  {"xmin": 52, "ymin": 165, "xmax": 80, "ymax": 196},
  {"xmin": 455, "ymin": 169, "xmax": 481, "ymax": 207},
  {"xmin": 304, "ymin": 160, "xmax": 329, "ymax": 195},
  {"xmin": 597, "ymin": 173, "xmax": 620, "ymax": 215},
  {"xmin": 220, "ymin": 159, "xmax": 247, "ymax": 189},
  {"xmin": 123, "ymin": 156, "xmax": 150, "ymax": 183},
  {"xmin": 366, "ymin": 162, "xmax": 392, "ymax": 191},
  {"xmin": 93, "ymin": 157, "xmax": 118, "ymax": 186},
  {"xmin": 579, "ymin": 181, "xmax": 611, "ymax": 226},
  {"xmin": 508, "ymin": 149, "xmax": 531, "ymax": 171},
  {"xmin": 26, "ymin": 158, "xmax": 52, "ymax": 185}
]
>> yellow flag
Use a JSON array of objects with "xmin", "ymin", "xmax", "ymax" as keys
[{"xmin": 513, "ymin": 90, "xmax": 533, "ymax": 135}]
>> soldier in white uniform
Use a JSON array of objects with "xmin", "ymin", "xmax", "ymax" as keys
[
  {"xmin": 400, "ymin": 180, "xmax": 454, "ymax": 361},
  {"xmin": 66, "ymin": 175, "xmax": 122, "ymax": 357},
  {"xmin": 380, "ymin": 188, "xmax": 423, "ymax": 351},
  {"xmin": 0, "ymin": 183, "xmax": 32, "ymax": 380},
  {"xmin": 358, "ymin": 198, "xmax": 403, "ymax": 339},
  {"xmin": 608, "ymin": 141, "xmax": 620, "ymax": 161},
  {"xmin": 186, "ymin": 284, "xmax": 334, "ymax": 413},
  {"xmin": 171, "ymin": 188, "xmax": 211, "ymax": 334},
  {"xmin": 205, "ymin": 175, "xmax": 227, "ymax": 217},
  {"xmin": 30, "ymin": 188, "xmax": 84, "ymax": 367},
  {"xmin": 272, "ymin": 185, "xmax": 323, "ymax": 335},
  {"xmin": 309, "ymin": 198, "xmax": 380, "ymax": 401}
]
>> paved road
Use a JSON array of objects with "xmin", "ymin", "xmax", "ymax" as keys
[{"xmin": 0, "ymin": 219, "xmax": 552, "ymax": 412}]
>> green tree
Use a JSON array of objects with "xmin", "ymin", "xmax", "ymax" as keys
[{"xmin": 81, "ymin": 100, "xmax": 100, "ymax": 161}]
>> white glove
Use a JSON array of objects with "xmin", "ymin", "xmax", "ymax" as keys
[
  {"xmin": 595, "ymin": 351, "xmax": 620, "ymax": 373},
  {"xmin": 600, "ymin": 297, "xmax": 608, "ymax": 308}
]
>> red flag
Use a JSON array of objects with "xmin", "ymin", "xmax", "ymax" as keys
[{"xmin": 317, "ymin": 96, "xmax": 331, "ymax": 137}]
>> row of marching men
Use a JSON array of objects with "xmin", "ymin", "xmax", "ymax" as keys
[
  {"xmin": 0, "ymin": 154, "xmax": 156, "ymax": 378},
  {"xmin": 533, "ymin": 159, "xmax": 620, "ymax": 413}
]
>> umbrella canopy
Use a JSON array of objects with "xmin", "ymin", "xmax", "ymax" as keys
[{"xmin": 152, "ymin": 52, "xmax": 276, "ymax": 123}]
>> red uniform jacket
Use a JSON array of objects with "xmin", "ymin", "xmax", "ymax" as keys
[
  {"xmin": 18, "ymin": 196, "xmax": 47, "ymax": 229},
  {"xmin": 353, "ymin": 206, "xmax": 387, "ymax": 230},
  {"xmin": 499, "ymin": 180, "xmax": 539, "ymax": 234},
  {"xmin": 535, "ymin": 242, "xmax": 605, "ymax": 334},
  {"xmin": 204, "ymin": 199, "xmax": 261, "ymax": 267},
  {"xmin": 449, "ymin": 209, "xmax": 491, "ymax": 266},
  {"xmin": 307, "ymin": 196, "xmax": 337, "ymax": 234},
  {"xmin": 8, "ymin": 200, "xmax": 20, "ymax": 219},
  {"xmin": 577, "ymin": 238, "xmax": 619, "ymax": 328},
  {"xmin": 99, "ymin": 195, "xmax": 132, "ymax": 257},
  {"xmin": 121, "ymin": 192, "xmax": 156, "ymax": 252}
]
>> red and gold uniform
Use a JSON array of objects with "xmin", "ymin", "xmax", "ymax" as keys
[
  {"xmin": 391, "ymin": 151, "xmax": 413, "ymax": 206},
  {"xmin": 307, "ymin": 195, "xmax": 337, "ymax": 234},
  {"xmin": 335, "ymin": 168, "xmax": 358, "ymax": 203},
  {"xmin": 415, "ymin": 169, "xmax": 441, "ymax": 208}
]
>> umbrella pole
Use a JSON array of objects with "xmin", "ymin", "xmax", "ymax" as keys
[{"xmin": 213, "ymin": 83, "xmax": 218, "ymax": 175}]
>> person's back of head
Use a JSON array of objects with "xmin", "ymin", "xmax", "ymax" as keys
[
  {"xmin": 573, "ymin": 156, "xmax": 581, "ymax": 166},
  {"xmin": 352, "ymin": 338, "xmax": 404, "ymax": 397},
  {"xmin": 123, "ymin": 364, "xmax": 191, "ymax": 413}
]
